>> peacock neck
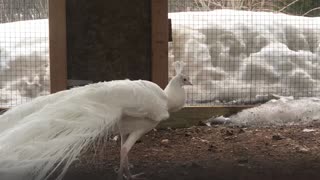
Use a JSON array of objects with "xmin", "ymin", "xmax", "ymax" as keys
[{"xmin": 164, "ymin": 77, "xmax": 186, "ymax": 112}]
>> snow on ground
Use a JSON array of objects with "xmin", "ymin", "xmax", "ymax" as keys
[
  {"xmin": 0, "ymin": 19, "xmax": 49, "ymax": 107},
  {"xmin": 169, "ymin": 10, "xmax": 320, "ymax": 104},
  {"xmin": 208, "ymin": 96, "xmax": 320, "ymax": 126}
]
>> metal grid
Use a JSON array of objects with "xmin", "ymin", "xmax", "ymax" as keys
[
  {"xmin": 168, "ymin": 0, "xmax": 320, "ymax": 105},
  {"xmin": 0, "ymin": 0, "xmax": 49, "ymax": 108}
]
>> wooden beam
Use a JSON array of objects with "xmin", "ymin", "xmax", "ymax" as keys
[
  {"xmin": 49, "ymin": 0, "xmax": 67, "ymax": 93},
  {"xmin": 151, "ymin": 0, "xmax": 168, "ymax": 89}
]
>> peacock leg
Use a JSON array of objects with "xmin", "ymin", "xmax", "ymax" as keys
[
  {"xmin": 120, "ymin": 133, "xmax": 132, "ymax": 178},
  {"xmin": 117, "ymin": 131, "xmax": 145, "ymax": 180}
]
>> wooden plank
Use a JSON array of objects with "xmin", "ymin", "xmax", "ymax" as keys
[
  {"xmin": 0, "ymin": 105, "xmax": 254, "ymax": 127},
  {"xmin": 49, "ymin": 0, "xmax": 67, "ymax": 93},
  {"xmin": 151, "ymin": 0, "xmax": 168, "ymax": 89},
  {"xmin": 158, "ymin": 106, "xmax": 254, "ymax": 128}
]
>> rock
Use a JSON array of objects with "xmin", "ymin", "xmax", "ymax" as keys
[
  {"xmin": 195, "ymin": 128, "xmax": 201, "ymax": 133},
  {"xmin": 208, "ymin": 144, "xmax": 218, "ymax": 152},
  {"xmin": 238, "ymin": 128, "xmax": 245, "ymax": 134},
  {"xmin": 190, "ymin": 162, "xmax": 201, "ymax": 168},
  {"xmin": 112, "ymin": 135, "xmax": 119, "ymax": 141},
  {"xmin": 226, "ymin": 130, "xmax": 234, "ymax": 136},
  {"xmin": 183, "ymin": 162, "xmax": 201, "ymax": 168},
  {"xmin": 179, "ymin": 170, "xmax": 188, "ymax": 176},
  {"xmin": 198, "ymin": 120, "xmax": 207, "ymax": 126},
  {"xmin": 302, "ymin": 128, "xmax": 316, "ymax": 133},
  {"xmin": 161, "ymin": 139, "xmax": 169, "ymax": 145},
  {"xmin": 238, "ymin": 158, "xmax": 249, "ymax": 164},
  {"xmin": 272, "ymin": 134, "xmax": 284, "ymax": 140},
  {"xmin": 224, "ymin": 136, "xmax": 233, "ymax": 140},
  {"xmin": 198, "ymin": 138, "xmax": 210, "ymax": 143},
  {"xmin": 296, "ymin": 146, "xmax": 310, "ymax": 153}
]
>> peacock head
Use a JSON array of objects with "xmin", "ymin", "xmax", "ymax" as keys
[
  {"xmin": 164, "ymin": 61, "xmax": 191, "ymax": 112},
  {"xmin": 176, "ymin": 73, "xmax": 192, "ymax": 86},
  {"xmin": 172, "ymin": 61, "xmax": 192, "ymax": 86}
]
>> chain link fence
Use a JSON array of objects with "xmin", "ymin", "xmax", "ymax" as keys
[
  {"xmin": 169, "ymin": 0, "xmax": 320, "ymax": 105},
  {"xmin": 0, "ymin": 0, "xmax": 49, "ymax": 108}
]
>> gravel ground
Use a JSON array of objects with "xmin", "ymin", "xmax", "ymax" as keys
[{"xmin": 63, "ymin": 124, "xmax": 320, "ymax": 180}]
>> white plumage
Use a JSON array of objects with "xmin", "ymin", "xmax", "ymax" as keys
[{"xmin": 0, "ymin": 61, "xmax": 191, "ymax": 180}]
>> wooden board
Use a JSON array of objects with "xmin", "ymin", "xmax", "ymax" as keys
[
  {"xmin": 0, "ymin": 105, "xmax": 254, "ymax": 127},
  {"xmin": 151, "ymin": 0, "xmax": 168, "ymax": 89},
  {"xmin": 49, "ymin": 0, "xmax": 67, "ymax": 93}
]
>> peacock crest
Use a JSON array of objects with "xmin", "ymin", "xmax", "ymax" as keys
[{"xmin": 173, "ymin": 61, "xmax": 186, "ymax": 75}]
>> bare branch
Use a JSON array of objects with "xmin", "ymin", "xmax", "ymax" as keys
[
  {"xmin": 278, "ymin": 0, "xmax": 300, "ymax": 13},
  {"xmin": 303, "ymin": 7, "xmax": 320, "ymax": 16}
]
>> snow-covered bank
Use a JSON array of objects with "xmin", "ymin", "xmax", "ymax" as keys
[
  {"xmin": 208, "ymin": 96, "xmax": 320, "ymax": 126},
  {"xmin": 0, "ymin": 19, "xmax": 49, "ymax": 107},
  {"xmin": 169, "ymin": 10, "xmax": 320, "ymax": 104}
]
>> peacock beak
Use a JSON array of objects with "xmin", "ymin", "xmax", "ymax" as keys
[{"xmin": 186, "ymin": 81, "xmax": 192, "ymax": 86}]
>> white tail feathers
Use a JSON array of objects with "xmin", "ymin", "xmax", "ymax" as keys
[{"xmin": 173, "ymin": 61, "xmax": 186, "ymax": 75}]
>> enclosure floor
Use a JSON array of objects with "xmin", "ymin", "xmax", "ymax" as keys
[{"xmin": 64, "ymin": 125, "xmax": 320, "ymax": 180}]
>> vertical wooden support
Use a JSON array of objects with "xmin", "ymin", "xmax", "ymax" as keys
[
  {"xmin": 49, "ymin": 0, "xmax": 67, "ymax": 93},
  {"xmin": 151, "ymin": 0, "xmax": 168, "ymax": 89}
]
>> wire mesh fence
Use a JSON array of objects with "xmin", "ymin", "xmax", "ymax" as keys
[
  {"xmin": 0, "ymin": 0, "xmax": 49, "ymax": 108},
  {"xmin": 168, "ymin": 0, "xmax": 320, "ymax": 105}
]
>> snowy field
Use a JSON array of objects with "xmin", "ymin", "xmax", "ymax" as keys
[
  {"xmin": 0, "ymin": 19, "xmax": 49, "ymax": 107},
  {"xmin": 169, "ymin": 10, "xmax": 320, "ymax": 104}
]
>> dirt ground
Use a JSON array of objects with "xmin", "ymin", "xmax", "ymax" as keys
[{"xmin": 64, "ymin": 124, "xmax": 320, "ymax": 180}]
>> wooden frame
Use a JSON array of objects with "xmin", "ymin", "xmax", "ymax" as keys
[
  {"xmin": 49, "ymin": 0, "xmax": 167, "ymax": 90},
  {"xmin": 49, "ymin": 0, "xmax": 166, "ymax": 90},
  {"xmin": 49, "ymin": 0, "xmax": 67, "ymax": 93},
  {"xmin": 151, "ymin": 0, "xmax": 168, "ymax": 89}
]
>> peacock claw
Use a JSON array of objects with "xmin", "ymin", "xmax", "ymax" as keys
[{"xmin": 125, "ymin": 172, "xmax": 145, "ymax": 180}]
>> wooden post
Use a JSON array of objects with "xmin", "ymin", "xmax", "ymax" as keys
[
  {"xmin": 49, "ymin": 0, "xmax": 67, "ymax": 93},
  {"xmin": 151, "ymin": 0, "xmax": 168, "ymax": 89}
]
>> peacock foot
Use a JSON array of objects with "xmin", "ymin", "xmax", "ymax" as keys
[{"xmin": 125, "ymin": 172, "xmax": 145, "ymax": 180}]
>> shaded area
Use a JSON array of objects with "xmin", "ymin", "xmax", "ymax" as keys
[
  {"xmin": 64, "ymin": 125, "xmax": 320, "ymax": 180},
  {"xmin": 66, "ymin": 0, "xmax": 151, "ymax": 83}
]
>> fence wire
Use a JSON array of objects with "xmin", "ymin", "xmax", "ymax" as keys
[
  {"xmin": 0, "ymin": 0, "xmax": 49, "ymax": 108},
  {"xmin": 169, "ymin": 0, "xmax": 320, "ymax": 105}
]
